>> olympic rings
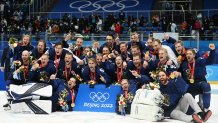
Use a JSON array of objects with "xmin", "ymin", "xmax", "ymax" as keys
[
  {"xmin": 89, "ymin": 92, "xmax": 110, "ymax": 102},
  {"xmin": 69, "ymin": 0, "xmax": 139, "ymax": 12}
]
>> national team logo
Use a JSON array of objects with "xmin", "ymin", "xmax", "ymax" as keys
[{"xmin": 89, "ymin": 92, "xmax": 110, "ymax": 102}]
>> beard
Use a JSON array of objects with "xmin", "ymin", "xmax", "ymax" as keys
[
  {"xmin": 22, "ymin": 58, "xmax": 29, "ymax": 63},
  {"xmin": 38, "ymin": 48, "xmax": 43, "ymax": 53},
  {"xmin": 160, "ymin": 78, "xmax": 168, "ymax": 85}
]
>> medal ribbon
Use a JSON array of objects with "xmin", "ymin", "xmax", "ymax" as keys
[
  {"xmin": 55, "ymin": 54, "xmax": 60, "ymax": 71},
  {"xmin": 182, "ymin": 48, "xmax": 186, "ymax": 60},
  {"xmin": 116, "ymin": 67, "xmax": 123, "ymax": 83},
  {"xmin": 76, "ymin": 49, "xmax": 81, "ymax": 57},
  {"xmin": 65, "ymin": 64, "xmax": 72, "ymax": 82},
  {"xmin": 124, "ymin": 90, "xmax": 128, "ymax": 98},
  {"xmin": 188, "ymin": 60, "xmax": 195, "ymax": 80},
  {"xmin": 70, "ymin": 89, "xmax": 75, "ymax": 104},
  {"xmin": 90, "ymin": 70, "xmax": 96, "ymax": 81},
  {"xmin": 24, "ymin": 65, "xmax": 28, "ymax": 81}
]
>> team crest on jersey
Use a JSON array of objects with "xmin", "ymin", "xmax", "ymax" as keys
[{"xmin": 99, "ymin": 68, "xmax": 104, "ymax": 72}]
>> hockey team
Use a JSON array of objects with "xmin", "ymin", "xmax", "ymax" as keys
[{"xmin": 0, "ymin": 32, "xmax": 216, "ymax": 123}]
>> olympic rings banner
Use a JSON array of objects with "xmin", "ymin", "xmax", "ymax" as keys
[
  {"xmin": 74, "ymin": 84, "xmax": 122, "ymax": 112},
  {"xmin": 51, "ymin": 0, "xmax": 153, "ymax": 13}
]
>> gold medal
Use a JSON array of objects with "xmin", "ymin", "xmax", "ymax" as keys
[
  {"xmin": 170, "ymin": 74, "xmax": 175, "ymax": 79},
  {"xmin": 108, "ymin": 54, "xmax": 111, "ymax": 59},
  {"xmin": 71, "ymin": 103, "xmax": 75, "ymax": 107},
  {"xmin": 189, "ymin": 79, "xmax": 194, "ymax": 84}
]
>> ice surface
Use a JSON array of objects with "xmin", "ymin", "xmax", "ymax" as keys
[{"xmin": 0, "ymin": 85, "xmax": 217, "ymax": 123}]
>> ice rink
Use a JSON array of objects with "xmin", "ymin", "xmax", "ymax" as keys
[{"xmin": 0, "ymin": 85, "xmax": 217, "ymax": 123}]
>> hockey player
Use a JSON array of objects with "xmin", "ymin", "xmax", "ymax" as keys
[
  {"xmin": 101, "ymin": 55, "xmax": 127, "ymax": 83},
  {"xmin": 181, "ymin": 44, "xmax": 215, "ymax": 116},
  {"xmin": 31, "ymin": 39, "xmax": 47, "ymax": 59},
  {"xmin": 50, "ymin": 75, "xmax": 75, "ymax": 112},
  {"xmin": 61, "ymin": 33, "xmax": 84, "ymax": 58},
  {"xmin": 158, "ymin": 70, "xmax": 211, "ymax": 123},
  {"xmin": 29, "ymin": 54, "xmax": 56, "ymax": 83},
  {"xmin": 174, "ymin": 40, "xmax": 200, "ymax": 68},
  {"xmin": 101, "ymin": 46, "xmax": 115, "ymax": 63},
  {"xmin": 151, "ymin": 48, "xmax": 177, "ymax": 73},
  {"xmin": 72, "ymin": 37, "xmax": 84, "ymax": 58},
  {"xmin": 144, "ymin": 37, "xmax": 154, "ymax": 57},
  {"xmin": 119, "ymin": 42, "xmax": 131, "ymax": 62},
  {"xmin": 95, "ymin": 53, "xmax": 104, "ymax": 68},
  {"xmin": 129, "ymin": 45, "xmax": 143, "ymax": 60},
  {"xmin": 9, "ymin": 35, "xmax": 34, "ymax": 61},
  {"xmin": 56, "ymin": 53, "xmax": 82, "ymax": 82},
  {"xmin": 152, "ymin": 39, "xmax": 178, "ymax": 68},
  {"xmin": 116, "ymin": 79, "xmax": 134, "ymax": 115},
  {"xmin": 99, "ymin": 34, "xmax": 119, "ymax": 53},
  {"xmin": 45, "ymin": 42, "xmax": 69, "ymax": 71},
  {"xmin": 81, "ymin": 58, "xmax": 111, "ymax": 85},
  {"xmin": 127, "ymin": 32, "xmax": 146, "ymax": 53},
  {"xmin": 7, "ymin": 50, "xmax": 32, "ymax": 86},
  {"xmin": 126, "ymin": 54, "xmax": 151, "ymax": 93},
  {"xmin": 1, "ymin": 39, "xmax": 14, "ymax": 81}
]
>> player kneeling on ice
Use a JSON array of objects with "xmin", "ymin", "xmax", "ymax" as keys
[{"xmin": 158, "ymin": 70, "xmax": 211, "ymax": 123}]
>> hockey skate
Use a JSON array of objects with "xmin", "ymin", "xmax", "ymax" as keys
[
  {"xmin": 200, "ymin": 110, "xmax": 212, "ymax": 122},
  {"xmin": 192, "ymin": 114, "xmax": 203, "ymax": 123}
]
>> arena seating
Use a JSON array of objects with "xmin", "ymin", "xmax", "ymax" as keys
[{"xmin": 204, "ymin": 0, "xmax": 218, "ymax": 10}]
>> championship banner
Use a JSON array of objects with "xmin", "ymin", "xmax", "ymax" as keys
[{"xmin": 74, "ymin": 84, "xmax": 121, "ymax": 112}]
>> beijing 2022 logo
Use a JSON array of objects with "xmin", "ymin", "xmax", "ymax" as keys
[
  {"xmin": 69, "ymin": 0, "xmax": 139, "ymax": 12},
  {"xmin": 89, "ymin": 92, "xmax": 110, "ymax": 102}
]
